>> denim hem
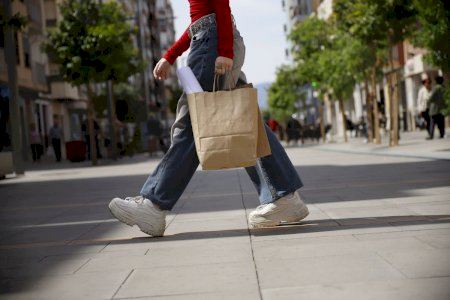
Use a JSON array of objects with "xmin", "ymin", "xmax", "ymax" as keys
[
  {"xmin": 140, "ymin": 192, "xmax": 174, "ymax": 211},
  {"xmin": 259, "ymin": 183, "xmax": 304, "ymax": 205}
]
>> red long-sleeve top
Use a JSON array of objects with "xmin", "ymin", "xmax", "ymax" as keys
[{"xmin": 163, "ymin": 0, "xmax": 234, "ymax": 65}]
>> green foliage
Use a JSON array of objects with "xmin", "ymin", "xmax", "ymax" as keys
[
  {"xmin": 44, "ymin": 0, "xmax": 142, "ymax": 86},
  {"xmin": 288, "ymin": 16, "xmax": 367, "ymax": 102},
  {"xmin": 334, "ymin": 0, "xmax": 419, "ymax": 78},
  {"xmin": 334, "ymin": 0, "xmax": 417, "ymax": 47},
  {"xmin": 268, "ymin": 65, "xmax": 305, "ymax": 122},
  {"xmin": 92, "ymin": 82, "xmax": 141, "ymax": 121},
  {"xmin": 411, "ymin": 0, "xmax": 450, "ymax": 72}
]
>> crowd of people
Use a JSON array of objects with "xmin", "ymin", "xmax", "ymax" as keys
[
  {"xmin": 28, "ymin": 115, "xmax": 170, "ymax": 163},
  {"xmin": 265, "ymin": 74, "xmax": 446, "ymax": 145}
]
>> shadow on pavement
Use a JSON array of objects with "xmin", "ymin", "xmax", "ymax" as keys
[{"xmin": 0, "ymin": 159, "xmax": 449, "ymax": 295}]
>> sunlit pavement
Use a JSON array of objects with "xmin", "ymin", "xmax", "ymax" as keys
[{"xmin": 1, "ymin": 135, "xmax": 450, "ymax": 299}]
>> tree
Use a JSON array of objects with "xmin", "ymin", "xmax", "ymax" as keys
[
  {"xmin": 289, "ymin": 16, "xmax": 369, "ymax": 142},
  {"xmin": 92, "ymin": 82, "xmax": 140, "ymax": 120},
  {"xmin": 268, "ymin": 65, "xmax": 305, "ymax": 124},
  {"xmin": 334, "ymin": 0, "xmax": 417, "ymax": 146},
  {"xmin": 411, "ymin": 0, "xmax": 450, "ymax": 73},
  {"xmin": 288, "ymin": 17, "xmax": 333, "ymax": 141},
  {"xmin": 44, "ymin": 0, "xmax": 141, "ymax": 164}
]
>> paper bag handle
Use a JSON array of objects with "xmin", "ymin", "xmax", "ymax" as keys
[{"xmin": 213, "ymin": 73, "xmax": 236, "ymax": 92}]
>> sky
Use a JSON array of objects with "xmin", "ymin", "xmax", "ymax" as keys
[{"xmin": 170, "ymin": 0, "xmax": 288, "ymax": 85}]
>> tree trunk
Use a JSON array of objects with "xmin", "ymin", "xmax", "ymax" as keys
[
  {"xmin": 370, "ymin": 67, "xmax": 381, "ymax": 144},
  {"xmin": 364, "ymin": 80, "xmax": 373, "ymax": 142},
  {"xmin": 339, "ymin": 99, "xmax": 348, "ymax": 143},
  {"xmin": 387, "ymin": 48, "xmax": 399, "ymax": 147},
  {"xmin": 319, "ymin": 100, "xmax": 326, "ymax": 143},
  {"xmin": 86, "ymin": 84, "xmax": 98, "ymax": 165},
  {"xmin": 106, "ymin": 80, "xmax": 117, "ymax": 160},
  {"xmin": 392, "ymin": 71, "xmax": 400, "ymax": 146}
]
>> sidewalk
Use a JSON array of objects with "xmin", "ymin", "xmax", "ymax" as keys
[
  {"xmin": 315, "ymin": 130, "xmax": 450, "ymax": 161},
  {"xmin": 0, "ymin": 143, "xmax": 449, "ymax": 299}
]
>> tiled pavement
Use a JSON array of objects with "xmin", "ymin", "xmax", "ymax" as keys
[{"xmin": 0, "ymin": 143, "xmax": 449, "ymax": 299}]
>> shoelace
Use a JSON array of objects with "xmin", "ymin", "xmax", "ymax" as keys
[{"xmin": 124, "ymin": 196, "xmax": 145, "ymax": 204}]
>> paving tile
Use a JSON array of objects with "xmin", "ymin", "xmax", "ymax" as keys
[
  {"xmin": 250, "ymin": 221, "xmax": 401, "ymax": 242},
  {"xmin": 314, "ymin": 198, "xmax": 392, "ymax": 209},
  {"xmin": 73, "ymin": 222, "xmax": 148, "ymax": 241},
  {"xmin": 416, "ymin": 234, "xmax": 450, "ymax": 249},
  {"xmin": 407, "ymin": 203, "xmax": 450, "ymax": 216},
  {"xmin": 0, "ymin": 224, "xmax": 98, "ymax": 246},
  {"xmin": 322, "ymin": 206, "xmax": 416, "ymax": 221},
  {"xmin": 377, "ymin": 248, "xmax": 450, "ymax": 278},
  {"xmin": 165, "ymin": 216, "xmax": 248, "ymax": 234},
  {"xmin": 174, "ymin": 209, "xmax": 245, "ymax": 222},
  {"xmin": 353, "ymin": 228, "xmax": 450, "ymax": 240},
  {"xmin": 383, "ymin": 194, "xmax": 450, "ymax": 205},
  {"xmin": 262, "ymin": 277, "xmax": 450, "ymax": 300},
  {"xmin": 101, "ymin": 235, "xmax": 250, "ymax": 253},
  {"xmin": 132, "ymin": 290, "xmax": 260, "ymax": 300},
  {"xmin": 79, "ymin": 241, "xmax": 253, "ymax": 273},
  {"xmin": 256, "ymin": 253, "xmax": 405, "ymax": 289},
  {"xmin": 1, "ymin": 257, "xmax": 90, "ymax": 280},
  {"xmin": 253, "ymin": 236, "xmax": 433, "ymax": 260},
  {"xmin": 0, "ymin": 269, "xmax": 131, "ymax": 300},
  {"xmin": 114, "ymin": 262, "xmax": 258, "ymax": 298}
]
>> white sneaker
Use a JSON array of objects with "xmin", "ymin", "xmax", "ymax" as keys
[
  {"xmin": 248, "ymin": 191, "xmax": 309, "ymax": 228},
  {"xmin": 108, "ymin": 196, "xmax": 166, "ymax": 237}
]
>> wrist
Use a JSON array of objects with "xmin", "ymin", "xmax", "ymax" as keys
[{"xmin": 163, "ymin": 54, "xmax": 175, "ymax": 65}]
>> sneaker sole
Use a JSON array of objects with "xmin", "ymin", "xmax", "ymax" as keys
[
  {"xmin": 108, "ymin": 200, "xmax": 165, "ymax": 237},
  {"xmin": 249, "ymin": 204, "xmax": 310, "ymax": 229}
]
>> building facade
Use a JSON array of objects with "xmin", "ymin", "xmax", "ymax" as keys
[
  {"xmin": 1, "ymin": 0, "xmax": 178, "ymax": 166},
  {"xmin": 1, "ymin": 0, "xmax": 50, "ymax": 160},
  {"xmin": 43, "ymin": 0, "xmax": 88, "ymax": 144}
]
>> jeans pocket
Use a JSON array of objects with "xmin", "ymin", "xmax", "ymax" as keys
[{"xmin": 191, "ymin": 27, "xmax": 211, "ymax": 44}]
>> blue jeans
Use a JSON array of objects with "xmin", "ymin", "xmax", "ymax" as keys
[{"xmin": 140, "ymin": 22, "xmax": 303, "ymax": 210}]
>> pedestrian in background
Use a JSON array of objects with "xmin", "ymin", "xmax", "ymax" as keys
[
  {"xmin": 108, "ymin": 0, "xmax": 309, "ymax": 237},
  {"xmin": 286, "ymin": 116, "xmax": 302, "ymax": 145},
  {"xmin": 428, "ymin": 75, "xmax": 446, "ymax": 139},
  {"xmin": 417, "ymin": 74, "xmax": 432, "ymax": 137},
  {"xmin": 29, "ymin": 124, "xmax": 42, "ymax": 162},
  {"xmin": 49, "ymin": 120, "xmax": 62, "ymax": 162}
]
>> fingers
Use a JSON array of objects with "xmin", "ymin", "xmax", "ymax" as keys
[
  {"xmin": 215, "ymin": 57, "xmax": 233, "ymax": 75},
  {"xmin": 215, "ymin": 66, "xmax": 226, "ymax": 75},
  {"xmin": 153, "ymin": 59, "xmax": 170, "ymax": 81},
  {"xmin": 214, "ymin": 63, "xmax": 231, "ymax": 75}
]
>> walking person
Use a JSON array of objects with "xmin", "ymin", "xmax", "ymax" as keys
[
  {"xmin": 417, "ymin": 74, "xmax": 432, "ymax": 137},
  {"xmin": 109, "ymin": 0, "xmax": 309, "ymax": 237},
  {"xmin": 428, "ymin": 75, "xmax": 446, "ymax": 139},
  {"xmin": 49, "ymin": 120, "xmax": 63, "ymax": 162},
  {"xmin": 29, "ymin": 124, "xmax": 42, "ymax": 162}
]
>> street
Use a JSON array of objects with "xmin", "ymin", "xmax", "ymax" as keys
[{"xmin": 1, "ymin": 135, "xmax": 450, "ymax": 299}]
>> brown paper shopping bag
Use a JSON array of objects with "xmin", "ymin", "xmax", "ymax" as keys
[{"xmin": 187, "ymin": 79, "xmax": 271, "ymax": 170}]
